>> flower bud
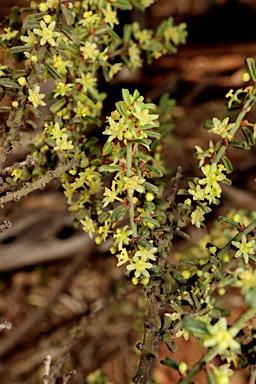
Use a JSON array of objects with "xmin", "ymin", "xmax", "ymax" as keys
[
  {"xmin": 39, "ymin": 3, "xmax": 49, "ymax": 12},
  {"xmin": 12, "ymin": 101, "xmax": 19, "ymax": 108},
  {"xmin": 43, "ymin": 15, "xmax": 52, "ymax": 24},
  {"xmin": 178, "ymin": 362, "xmax": 188, "ymax": 374},
  {"xmin": 146, "ymin": 192, "xmax": 154, "ymax": 202},
  {"xmin": 17, "ymin": 77, "xmax": 27, "ymax": 86}
]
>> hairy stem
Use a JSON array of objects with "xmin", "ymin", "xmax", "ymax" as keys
[
  {"xmin": 0, "ymin": 158, "xmax": 78, "ymax": 205},
  {"xmin": 126, "ymin": 142, "xmax": 137, "ymax": 237},
  {"xmin": 133, "ymin": 282, "xmax": 161, "ymax": 384}
]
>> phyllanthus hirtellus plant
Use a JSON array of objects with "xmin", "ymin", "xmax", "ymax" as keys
[{"xmin": 0, "ymin": 0, "xmax": 256, "ymax": 383}]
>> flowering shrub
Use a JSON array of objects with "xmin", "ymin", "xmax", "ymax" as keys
[{"xmin": 0, "ymin": 1, "xmax": 256, "ymax": 384}]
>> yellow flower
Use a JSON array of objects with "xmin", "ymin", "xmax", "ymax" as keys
[
  {"xmin": 33, "ymin": 21, "xmax": 61, "ymax": 46},
  {"xmin": 20, "ymin": 30, "xmax": 38, "ymax": 46},
  {"xmin": 28, "ymin": 85, "xmax": 46, "ymax": 108}
]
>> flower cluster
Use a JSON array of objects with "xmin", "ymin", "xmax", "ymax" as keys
[{"xmin": 202, "ymin": 318, "xmax": 240, "ymax": 354}]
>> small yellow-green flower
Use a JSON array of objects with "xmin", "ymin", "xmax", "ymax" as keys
[
  {"xmin": 33, "ymin": 21, "xmax": 61, "ymax": 46},
  {"xmin": 191, "ymin": 205, "xmax": 205, "ymax": 228},
  {"xmin": 210, "ymin": 363, "xmax": 234, "ymax": 384},
  {"xmin": 113, "ymin": 225, "xmax": 132, "ymax": 250},
  {"xmin": 188, "ymin": 182, "xmax": 206, "ymax": 201},
  {"xmin": 225, "ymin": 88, "xmax": 243, "ymax": 109},
  {"xmin": 123, "ymin": 175, "xmax": 145, "ymax": 195},
  {"xmin": 102, "ymin": 3, "xmax": 119, "ymax": 29},
  {"xmin": 102, "ymin": 185, "xmax": 124, "ymax": 207},
  {"xmin": 53, "ymin": 82, "xmax": 73, "ymax": 97},
  {"xmin": 116, "ymin": 248, "xmax": 130, "ymax": 266},
  {"xmin": 232, "ymin": 235, "xmax": 255, "ymax": 264},
  {"xmin": 0, "ymin": 27, "xmax": 18, "ymax": 42},
  {"xmin": 80, "ymin": 41, "xmax": 99, "ymax": 60},
  {"xmin": 134, "ymin": 244, "xmax": 157, "ymax": 261},
  {"xmin": 128, "ymin": 43, "xmax": 142, "ymax": 69},
  {"xmin": 28, "ymin": 85, "xmax": 46, "ymax": 108},
  {"xmin": 104, "ymin": 116, "xmax": 127, "ymax": 142},
  {"xmin": 210, "ymin": 117, "xmax": 234, "ymax": 139},
  {"xmin": 49, "ymin": 122, "xmax": 73, "ymax": 151},
  {"xmin": 202, "ymin": 318, "xmax": 241, "ymax": 354},
  {"xmin": 126, "ymin": 254, "xmax": 153, "ymax": 279},
  {"xmin": 20, "ymin": 29, "xmax": 38, "ymax": 46},
  {"xmin": 80, "ymin": 216, "xmax": 95, "ymax": 238}
]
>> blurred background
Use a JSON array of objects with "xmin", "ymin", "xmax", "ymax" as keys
[{"xmin": 0, "ymin": 1, "xmax": 256, "ymax": 383}]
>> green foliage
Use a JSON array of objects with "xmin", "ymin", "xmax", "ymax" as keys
[{"xmin": 0, "ymin": 1, "xmax": 256, "ymax": 384}]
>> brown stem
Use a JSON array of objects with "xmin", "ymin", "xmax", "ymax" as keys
[
  {"xmin": 133, "ymin": 282, "xmax": 161, "ymax": 384},
  {"xmin": 0, "ymin": 158, "xmax": 77, "ymax": 205}
]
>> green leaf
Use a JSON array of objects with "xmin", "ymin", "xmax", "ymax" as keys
[
  {"xmin": 61, "ymin": 4, "xmax": 75, "ymax": 26},
  {"xmin": 44, "ymin": 137, "xmax": 55, "ymax": 147},
  {"xmin": 9, "ymin": 6, "xmax": 21, "ymax": 26},
  {"xmin": 245, "ymin": 288, "xmax": 256, "ymax": 307},
  {"xmin": 141, "ymin": 216, "xmax": 160, "ymax": 228},
  {"xmin": 197, "ymin": 279, "xmax": 206, "ymax": 295},
  {"xmin": 143, "ymin": 181, "xmax": 160, "ymax": 195},
  {"xmin": 144, "ymin": 201, "xmax": 155, "ymax": 211},
  {"xmin": 25, "ymin": 119, "xmax": 38, "ymax": 129},
  {"xmin": 9, "ymin": 45, "xmax": 34, "ymax": 54},
  {"xmin": 246, "ymin": 58, "xmax": 256, "ymax": 82},
  {"xmin": 180, "ymin": 259, "xmax": 197, "ymax": 266},
  {"xmin": 45, "ymin": 63, "xmax": 62, "ymax": 80},
  {"xmin": 137, "ymin": 239, "xmax": 153, "ymax": 249},
  {"xmin": 102, "ymin": 141, "xmax": 113, "ymax": 156},
  {"xmin": 84, "ymin": 115, "xmax": 101, "ymax": 127},
  {"xmin": 0, "ymin": 78, "xmax": 21, "ymax": 89},
  {"xmin": 116, "ymin": 146, "xmax": 127, "ymax": 159},
  {"xmin": 115, "ymin": 0, "xmax": 133, "ymax": 10},
  {"xmin": 229, "ymin": 140, "xmax": 251, "ymax": 150},
  {"xmin": 170, "ymin": 271, "xmax": 186, "ymax": 284},
  {"xmin": 217, "ymin": 216, "xmax": 239, "ymax": 228},
  {"xmin": 135, "ymin": 152, "xmax": 149, "ymax": 161},
  {"xmin": 204, "ymin": 120, "xmax": 214, "ymax": 130},
  {"xmin": 50, "ymin": 98, "xmax": 67, "ymax": 114},
  {"xmin": 145, "ymin": 164, "xmax": 163, "ymax": 177},
  {"xmin": 132, "ymin": 138, "xmax": 152, "ymax": 150},
  {"xmin": 0, "ymin": 106, "xmax": 11, "ymax": 113},
  {"xmin": 98, "ymin": 165, "xmax": 122, "ymax": 173},
  {"xmin": 115, "ymin": 101, "xmax": 128, "ymax": 118},
  {"xmin": 183, "ymin": 316, "xmax": 210, "ymax": 335},
  {"xmin": 162, "ymin": 335, "xmax": 179, "ymax": 355},
  {"xmin": 110, "ymin": 205, "xmax": 129, "ymax": 222},
  {"xmin": 220, "ymin": 155, "xmax": 233, "ymax": 174},
  {"xmin": 52, "ymin": 45, "xmax": 70, "ymax": 61},
  {"xmin": 59, "ymin": 25, "xmax": 80, "ymax": 45},
  {"xmin": 24, "ymin": 11, "xmax": 47, "ymax": 21},
  {"xmin": 176, "ymin": 230, "xmax": 189, "ymax": 240},
  {"xmin": 59, "ymin": 41, "xmax": 79, "ymax": 54},
  {"xmin": 122, "ymin": 88, "xmax": 131, "ymax": 106},
  {"xmin": 123, "ymin": 24, "xmax": 132, "ymax": 43},
  {"xmin": 212, "ymin": 271, "xmax": 223, "ymax": 281},
  {"xmin": 26, "ymin": 104, "xmax": 42, "ymax": 118},
  {"xmin": 160, "ymin": 356, "xmax": 179, "ymax": 368},
  {"xmin": 242, "ymin": 126, "xmax": 255, "ymax": 146},
  {"xmin": 190, "ymin": 292, "xmax": 201, "ymax": 310},
  {"xmin": 23, "ymin": 19, "xmax": 40, "ymax": 29},
  {"xmin": 144, "ymin": 130, "xmax": 161, "ymax": 140},
  {"xmin": 206, "ymin": 370, "xmax": 217, "ymax": 384}
]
